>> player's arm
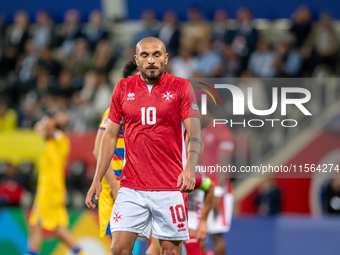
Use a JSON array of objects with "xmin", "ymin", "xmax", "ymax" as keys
[
  {"xmin": 177, "ymin": 117, "xmax": 201, "ymax": 193},
  {"xmin": 93, "ymin": 128, "xmax": 119, "ymax": 199},
  {"xmin": 86, "ymin": 120, "xmax": 122, "ymax": 210},
  {"xmin": 196, "ymin": 178, "xmax": 214, "ymax": 241}
]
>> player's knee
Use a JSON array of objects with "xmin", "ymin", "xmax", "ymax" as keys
[
  {"xmin": 111, "ymin": 243, "xmax": 130, "ymax": 255},
  {"xmin": 161, "ymin": 248, "xmax": 178, "ymax": 255},
  {"xmin": 160, "ymin": 243, "xmax": 180, "ymax": 255}
]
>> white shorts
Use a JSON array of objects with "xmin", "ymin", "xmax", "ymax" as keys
[
  {"xmin": 110, "ymin": 187, "xmax": 189, "ymax": 241},
  {"xmin": 207, "ymin": 193, "xmax": 233, "ymax": 234}
]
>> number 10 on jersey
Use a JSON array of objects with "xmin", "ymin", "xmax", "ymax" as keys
[{"xmin": 141, "ymin": 107, "xmax": 156, "ymax": 125}]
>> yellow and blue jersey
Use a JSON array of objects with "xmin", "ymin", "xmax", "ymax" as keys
[
  {"xmin": 99, "ymin": 107, "xmax": 124, "ymax": 179},
  {"xmin": 29, "ymin": 131, "xmax": 70, "ymax": 231}
]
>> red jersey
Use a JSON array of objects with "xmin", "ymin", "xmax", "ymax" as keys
[
  {"xmin": 199, "ymin": 122, "xmax": 234, "ymax": 186},
  {"xmin": 108, "ymin": 72, "xmax": 200, "ymax": 191}
]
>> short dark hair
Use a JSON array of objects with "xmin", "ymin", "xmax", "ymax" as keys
[{"xmin": 122, "ymin": 61, "xmax": 138, "ymax": 78}]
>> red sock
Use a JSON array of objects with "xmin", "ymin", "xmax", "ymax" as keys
[{"xmin": 184, "ymin": 237, "xmax": 202, "ymax": 255}]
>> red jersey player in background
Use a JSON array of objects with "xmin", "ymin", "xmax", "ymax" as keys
[
  {"xmin": 199, "ymin": 103, "xmax": 234, "ymax": 255},
  {"xmin": 86, "ymin": 37, "xmax": 201, "ymax": 255}
]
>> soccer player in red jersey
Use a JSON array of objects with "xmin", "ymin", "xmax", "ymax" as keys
[
  {"xmin": 85, "ymin": 37, "xmax": 201, "ymax": 255},
  {"xmin": 199, "ymin": 104, "xmax": 234, "ymax": 255}
]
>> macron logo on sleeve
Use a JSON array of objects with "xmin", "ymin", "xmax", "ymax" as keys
[{"xmin": 127, "ymin": 93, "xmax": 135, "ymax": 100}]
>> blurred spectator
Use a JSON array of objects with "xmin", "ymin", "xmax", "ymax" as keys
[
  {"xmin": 290, "ymin": 6, "xmax": 312, "ymax": 48},
  {"xmin": 18, "ymin": 39, "xmax": 38, "ymax": 84},
  {"xmin": 158, "ymin": 11, "xmax": 180, "ymax": 58},
  {"xmin": 237, "ymin": 71, "xmax": 269, "ymax": 115},
  {"xmin": 91, "ymin": 40, "xmax": 116, "ymax": 74},
  {"xmin": 36, "ymin": 46, "xmax": 62, "ymax": 77},
  {"xmin": 231, "ymin": 7, "xmax": 258, "ymax": 72},
  {"xmin": 68, "ymin": 69, "xmax": 111, "ymax": 131},
  {"xmin": 0, "ymin": 162, "xmax": 24, "ymax": 207},
  {"xmin": 180, "ymin": 7, "xmax": 211, "ymax": 54},
  {"xmin": 301, "ymin": 14, "xmax": 339, "ymax": 74},
  {"xmin": 54, "ymin": 9, "xmax": 83, "ymax": 55},
  {"xmin": 212, "ymin": 9, "xmax": 234, "ymax": 51},
  {"xmin": 85, "ymin": 10, "xmax": 109, "ymax": 52},
  {"xmin": 17, "ymin": 95, "xmax": 40, "ymax": 128},
  {"xmin": 168, "ymin": 47, "xmax": 195, "ymax": 79},
  {"xmin": 193, "ymin": 40, "xmax": 222, "ymax": 78},
  {"xmin": 324, "ymin": 178, "xmax": 340, "ymax": 214},
  {"xmin": 0, "ymin": 45, "xmax": 18, "ymax": 78},
  {"xmin": 31, "ymin": 68, "xmax": 58, "ymax": 107},
  {"xmin": 0, "ymin": 15, "xmax": 7, "ymax": 53},
  {"xmin": 8, "ymin": 11, "xmax": 30, "ymax": 55},
  {"xmin": 133, "ymin": 10, "xmax": 160, "ymax": 44},
  {"xmin": 221, "ymin": 45, "xmax": 241, "ymax": 77},
  {"xmin": 0, "ymin": 97, "xmax": 17, "ymax": 131},
  {"xmin": 274, "ymin": 38, "xmax": 303, "ymax": 77},
  {"xmin": 56, "ymin": 69, "xmax": 76, "ymax": 101},
  {"xmin": 90, "ymin": 70, "xmax": 112, "ymax": 117},
  {"xmin": 110, "ymin": 44, "xmax": 135, "ymax": 85},
  {"xmin": 33, "ymin": 10, "xmax": 54, "ymax": 50},
  {"xmin": 248, "ymin": 40, "xmax": 276, "ymax": 78},
  {"xmin": 63, "ymin": 38, "xmax": 92, "ymax": 77},
  {"xmin": 255, "ymin": 178, "xmax": 282, "ymax": 216}
]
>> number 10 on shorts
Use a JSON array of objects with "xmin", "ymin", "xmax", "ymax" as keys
[
  {"xmin": 141, "ymin": 107, "xmax": 156, "ymax": 125},
  {"xmin": 169, "ymin": 205, "xmax": 186, "ymax": 223}
]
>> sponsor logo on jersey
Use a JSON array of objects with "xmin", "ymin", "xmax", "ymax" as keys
[
  {"xmin": 177, "ymin": 223, "xmax": 186, "ymax": 232},
  {"xmin": 127, "ymin": 93, "xmax": 135, "ymax": 100},
  {"xmin": 162, "ymin": 91, "xmax": 175, "ymax": 102}
]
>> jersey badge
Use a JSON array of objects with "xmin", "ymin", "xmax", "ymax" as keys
[{"xmin": 162, "ymin": 91, "xmax": 175, "ymax": 102}]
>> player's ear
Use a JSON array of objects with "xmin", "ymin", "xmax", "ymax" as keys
[
  {"xmin": 165, "ymin": 53, "xmax": 169, "ymax": 65},
  {"xmin": 134, "ymin": 55, "xmax": 139, "ymax": 66}
]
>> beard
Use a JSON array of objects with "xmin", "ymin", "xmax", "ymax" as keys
[{"xmin": 140, "ymin": 64, "xmax": 165, "ymax": 83}]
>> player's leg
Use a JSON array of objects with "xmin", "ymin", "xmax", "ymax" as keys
[
  {"xmin": 146, "ymin": 235, "xmax": 162, "ymax": 255},
  {"xmin": 110, "ymin": 187, "xmax": 152, "ymax": 254},
  {"xmin": 211, "ymin": 233, "xmax": 226, "ymax": 255},
  {"xmin": 151, "ymin": 191, "xmax": 189, "ymax": 255},
  {"xmin": 26, "ymin": 224, "xmax": 43, "ymax": 255},
  {"xmin": 159, "ymin": 240, "xmax": 182, "ymax": 255},
  {"xmin": 53, "ymin": 226, "xmax": 86, "ymax": 255},
  {"xmin": 206, "ymin": 192, "xmax": 233, "ymax": 255},
  {"xmin": 111, "ymin": 231, "xmax": 138, "ymax": 255}
]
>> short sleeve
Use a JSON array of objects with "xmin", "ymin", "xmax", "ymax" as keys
[
  {"xmin": 99, "ymin": 108, "xmax": 110, "ymax": 130},
  {"xmin": 108, "ymin": 82, "xmax": 123, "ymax": 124},
  {"xmin": 180, "ymin": 81, "xmax": 201, "ymax": 120}
]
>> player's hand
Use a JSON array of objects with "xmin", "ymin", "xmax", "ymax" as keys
[
  {"xmin": 196, "ymin": 219, "xmax": 208, "ymax": 241},
  {"xmin": 85, "ymin": 179, "xmax": 102, "ymax": 210},
  {"xmin": 177, "ymin": 169, "xmax": 195, "ymax": 193}
]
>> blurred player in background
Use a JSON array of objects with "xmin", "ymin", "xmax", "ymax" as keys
[
  {"xmin": 27, "ymin": 111, "xmax": 86, "ymax": 255},
  {"xmin": 93, "ymin": 61, "xmax": 139, "ymax": 238},
  {"xmin": 146, "ymin": 177, "xmax": 214, "ymax": 255},
  {"xmin": 86, "ymin": 37, "xmax": 201, "ymax": 255},
  {"xmin": 200, "ymin": 104, "xmax": 234, "ymax": 255},
  {"xmin": 186, "ymin": 177, "xmax": 214, "ymax": 255}
]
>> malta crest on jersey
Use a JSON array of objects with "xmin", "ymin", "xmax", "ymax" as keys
[{"xmin": 162, "ymin": 91, "xmax": 174, "ymax": 102}]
